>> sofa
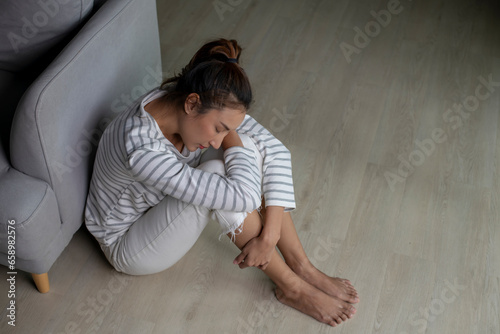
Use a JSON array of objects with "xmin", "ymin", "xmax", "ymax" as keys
[{"xmin": 0, "ymin": 0, "xmax": 162, "ymax": 293}]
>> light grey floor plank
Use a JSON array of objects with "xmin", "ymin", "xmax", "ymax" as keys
[{"xmin": 1, "ymin": 0, "xmax": 499, "ymax": 333}]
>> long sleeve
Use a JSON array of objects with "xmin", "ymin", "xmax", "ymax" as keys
[
  {"xmin": 236, "ymin": 115, "xmax": 296, "ymax": 211},
  {"xmin": 127, "ymin": 144, "xmax": 261, "ymax": 213},
  {"xmin": 85, "ymin": 89, "xmax": 264, "ymax": 246}
]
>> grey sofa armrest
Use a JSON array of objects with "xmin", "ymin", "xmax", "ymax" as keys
[
  {"xmin": 9, "ymin": 0, "xmax": 162, "ymax": 233},
  {"xmin": 0, "ymin": 165, "xmax": 62, "ymax": 274},
  {"xmin": 0, "ymin": 0, "xmax": 161, "ymax": 291}
]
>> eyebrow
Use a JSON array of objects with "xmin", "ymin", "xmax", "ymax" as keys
[{"xmin": 220, "ymin": 122, "xmax": 230, "ymax": 131}]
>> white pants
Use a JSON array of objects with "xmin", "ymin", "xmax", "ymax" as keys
[{"xmin": 101, "ymin": 134, "xmax": 263, "ymax": 275}]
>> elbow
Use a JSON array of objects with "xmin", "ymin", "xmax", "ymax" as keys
[
  {"xmin": 242, "ymin": 179, "xmax": 262, "ymax": 212},
  {"xmin": 251, "ymin": 192, "xmax": 262, "ymax": 211},
  {"xmin": 243, "ymin": 187, "xmax": 261, "ymax": 212},
  {"xmin": 283, "ymin": 148, "xmax": 292, "ymax": 160}
]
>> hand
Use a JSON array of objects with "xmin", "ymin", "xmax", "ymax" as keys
[
  {"xmin": 233, "ymin": 235, "xmax": 275, "ymax": 270},
  {"xmin": 221, "ymin": 130, "xmax": 243, "ymax": 150}
]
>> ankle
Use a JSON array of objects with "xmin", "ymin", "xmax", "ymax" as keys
[
  {"xmin": 275, "ymin": 272, "xmax": 304, "ymax": 297},
  {"xmin": 287, "ymin": 258, "xmax": 314, "ymax": 277}
]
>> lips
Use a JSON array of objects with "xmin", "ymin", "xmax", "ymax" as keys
[{"xmin": 199, "ymin": 145, "xmax": 205, "ymax": 149}]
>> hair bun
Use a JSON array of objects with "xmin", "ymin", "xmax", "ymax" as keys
[
  {"xmin": 188, "ymin": 38, "xmax": 242, "ymax": 67},
  {"xmin": 159, "ymin": 38, "xmax": 252, "ymax": 112}
]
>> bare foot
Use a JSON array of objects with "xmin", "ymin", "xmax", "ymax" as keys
[
  {"xmin": 275, "ymin": 277, "xmax": 356, "ymax": 327},
  {"xmin": 292, "ymin": 262, "xmax": 360, "ymax": 304}
]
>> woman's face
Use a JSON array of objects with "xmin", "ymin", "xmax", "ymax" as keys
[{"xmin": 180, "ymin": 105, "xmax": 246, "ymax": 152}]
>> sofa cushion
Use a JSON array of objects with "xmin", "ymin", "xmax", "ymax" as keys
[
  {"xmin": 10, "ymin": 0, "xmax": 161, "ymax": 243},
  {"xmin": 0, "ymin": 0, "xmax": 94, "ymax": 72}
]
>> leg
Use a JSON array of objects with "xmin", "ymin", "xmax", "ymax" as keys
[
  {"xmin": 263, "ymin": 208, "xmax": 359, "ymax": 304},
  {"xmin": 230, "ymin": 210, "xmax": 356, "ymax": 327},
  {"xmin": 32, "ymin": 273, "xmax": 49, "ymax": 293},
  {"xmin": 204, "ymin": 133, "xmax": 356, "ymax": 325},
  {"xmin": 104, "ymin": 159, "xmax": 229, "ymax": 275},
  {"xmin": 105, "ymin": 196, "xmax": 212, "ymax": 275}
]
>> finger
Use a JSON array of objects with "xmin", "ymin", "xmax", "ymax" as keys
[
  {"xmin": 239, "ymin": 261, "xmax": 249, "ymax": 269},
  {"xmin": 233, "ymin": 252, "xmax": 246, "ymax": 265},
  {"xmin": 260, "ymin": 260, "xmax": 270, "ymax": 270}
]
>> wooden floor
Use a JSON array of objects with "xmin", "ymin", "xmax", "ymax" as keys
[{"xmin": 2, "ymin": 0, "xmax": 499, "ymax": 333}]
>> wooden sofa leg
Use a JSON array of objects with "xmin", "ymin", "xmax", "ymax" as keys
[{"xmin": 32, "ymin": 273, "xmax": 50, "ymax": 293}]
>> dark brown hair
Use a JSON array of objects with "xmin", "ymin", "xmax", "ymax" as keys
[{"xmin": 160, "ymin": 39, "xmax": 252, "ymax": 113}]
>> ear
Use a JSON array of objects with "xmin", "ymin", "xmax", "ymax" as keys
[{"xmin": 184, "ymin": 93, "xmax": 200, "ymax": 115}]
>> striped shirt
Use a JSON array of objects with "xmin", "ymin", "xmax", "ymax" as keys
[{"xmin": 85, "ymin": 89, "xmax": 295, "ymax": 246}]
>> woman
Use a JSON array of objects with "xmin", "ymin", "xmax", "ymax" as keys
[{"xmin": 85, "ymin": 39, "xmax": 359, "ymax": 327}]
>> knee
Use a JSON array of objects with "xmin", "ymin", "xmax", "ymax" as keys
[
  {"xmin": 197, "ymin": 158, "xmax": 225, "ymax": 175},
  {"xmin": 238, "ymin": 133, "xmax": 254, "ymax": 148},
  {"xmin": 212, "ymin": 209, "xmax": 248, "ymax": 237},
  {"xmin": 238, "ymin": 134, "xmax": 263, "ymax": 176}
]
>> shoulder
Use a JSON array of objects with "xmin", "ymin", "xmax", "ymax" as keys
[{"xmin": 238, "ymin": 114, "xmax": 268, "ymax": 135}]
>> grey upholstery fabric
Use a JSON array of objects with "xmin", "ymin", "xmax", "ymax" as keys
[
  {"xmin": 0, "ymin": 0, "xmax": 93, "ymax": 72},
  {"xmin": 0, "ymin": 0, "xmax": 94, "ymax": 159},
  {"xmin": 0, "ymin": 0, "xmax": 162, "ymax": 277}
]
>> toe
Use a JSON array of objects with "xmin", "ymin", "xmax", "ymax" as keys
[
  {"xmin": 342, "ymin": 279, "xmax": 354, "ymax": 287},
  {"xmin": 332, "ymin": 316, "xmax": 343, "ymax": 326}
]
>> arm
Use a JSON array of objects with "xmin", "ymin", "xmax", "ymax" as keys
[
  {"xmin": 232, "ymin": 205, "xmax": 285, "ymax": 270},
  {"xmin": 261, "ymin": 205, "xmax": 284, "ymax": 244},
  {"xmin": 236, "ymin": 115, "xmax": 296, "ymax": 211},
  {"xmin": 237, "ymin": 115, "xmax": 296, "ymax": 241},
  {"xmin": 127, "ymin": 131, "xmax": 261, "ymax": 213},
  {"xmin": 233, "ymin": 116, "xmax": 296, "ymax": 269},
  {"xmin": 221, "ymin": 129, "xmax": 243, "ymax": 150}
]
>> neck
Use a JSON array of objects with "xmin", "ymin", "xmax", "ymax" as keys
[{"xmin": 144, "ymin": 98, "xmax": 183, "ymax": 148}]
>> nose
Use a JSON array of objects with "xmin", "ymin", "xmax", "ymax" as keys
[
  {"xmin": 209, "ymin": 135, "xmax": 224, "ymax": 149},
  {"xmin": 209, "ymin": 141, "xmax": 220, "ymax": 149}
]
